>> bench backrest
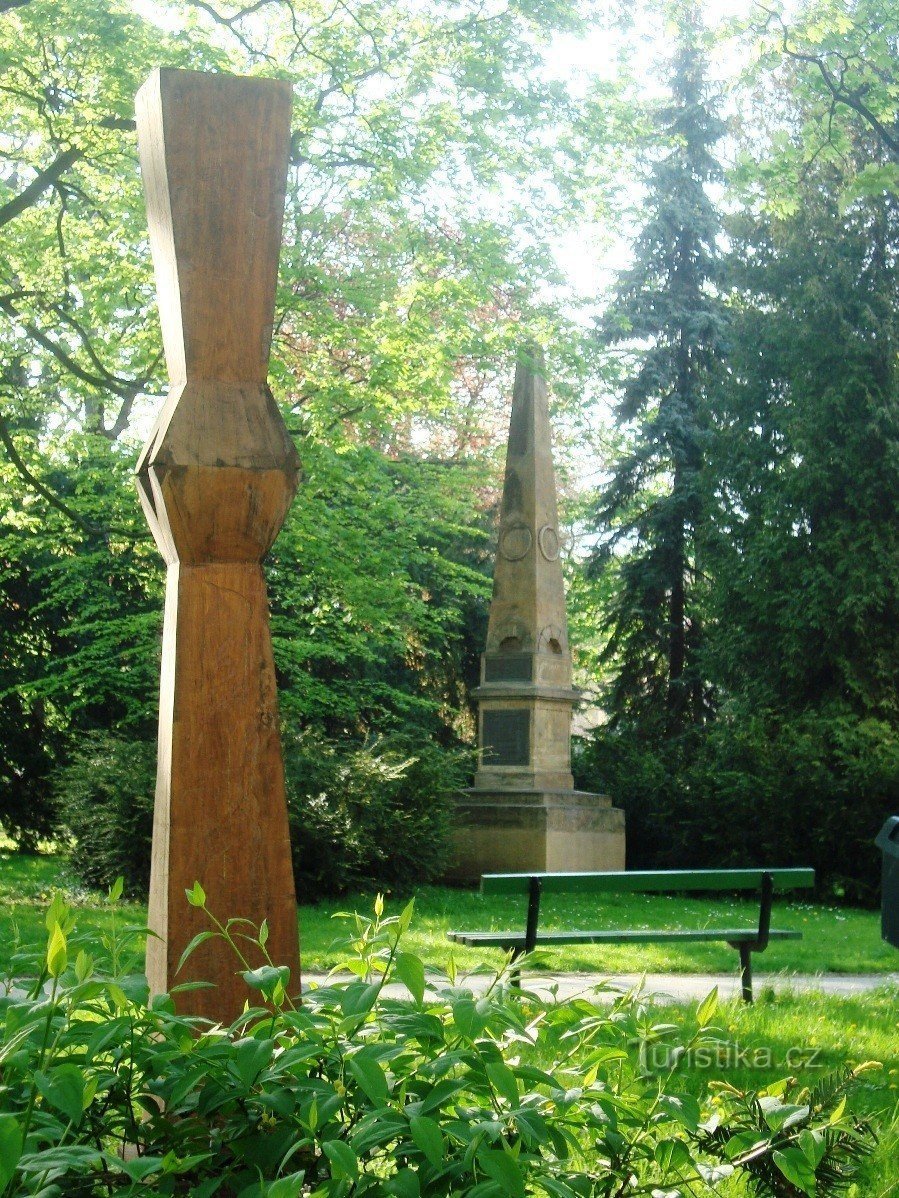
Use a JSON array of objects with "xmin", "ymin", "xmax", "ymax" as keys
[{"xmin": 480, "ymin": 868, "xmax": 815, "ymax": 897}]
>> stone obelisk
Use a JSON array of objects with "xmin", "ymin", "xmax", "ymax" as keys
[
  {"xmin": 135, "ymin": 69, "xmax": 300, "ymax": 1020},
  {"xmin": 450, "ymin": 348, "xmax": 625, "ymax": 881}
]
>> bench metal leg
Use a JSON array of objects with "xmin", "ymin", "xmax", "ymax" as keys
[{"xmin": 738, "ymin": 943, "xmax": 753, "ymax": 1004}]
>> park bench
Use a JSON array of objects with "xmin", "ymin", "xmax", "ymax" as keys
[{"xmin": 448, "ymin": 868, "xmax": 815, "ymax": 1002}]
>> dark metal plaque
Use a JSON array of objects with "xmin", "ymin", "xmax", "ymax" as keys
[
  {"xmin": 484, "ymin": 654, "xmax": 533, "ymax": 683},
  {"xmin": 482, "ymin": 710, "xmax": 530, "ymax": 766}
]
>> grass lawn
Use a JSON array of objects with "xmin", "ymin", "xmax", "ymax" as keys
[
  {"xmin": 638, "ymin": 987, "xmax": 898, "ymax": 1198},
  {"xmin": 1, "ymin": 846, "xmax": 897, "ymax": 977}
]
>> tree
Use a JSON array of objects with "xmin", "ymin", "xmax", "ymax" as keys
[
  {"xmin": 689, "ymin": 8, "xmax": 899, "ymax": 895},
  {"xmin": 0, "ymin": 0, "xmax": 612, "ymax": 848},
  {"xmin": 587, "ymin": 5, "xmax": 726, "ymax": 734}
]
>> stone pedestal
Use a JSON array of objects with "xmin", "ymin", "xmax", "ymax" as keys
[
  {"xmin": 449, "ymin": 347, "xmax": 625, "ymax": 883},
  {"xmin": 448, "ymin": 790, "xmax": 625, "ymax": 884}
]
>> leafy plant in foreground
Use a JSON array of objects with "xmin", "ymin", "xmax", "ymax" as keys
[{"xmin": 0, "ymin": 886, "xmax": 876, "ymax": 1196}]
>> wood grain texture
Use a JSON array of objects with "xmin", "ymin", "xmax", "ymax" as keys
[{"xmin": 135, "ymin": 68, "xmax": 300, "ymax": 1021}]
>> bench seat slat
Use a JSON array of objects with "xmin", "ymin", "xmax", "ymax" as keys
[
  {"xmin": 448, "ymin": 928, "xmax": 802, "ymax": 948},
  {"xmin": 480, "ymin": 868, "xmax": 815, "ymax": 897}
]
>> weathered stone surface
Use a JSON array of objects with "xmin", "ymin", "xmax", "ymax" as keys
[
  {"xmin": 450, "ymin": 348, "xmax": 625, "ymax": 879},
  {"xmin": 447, "ymin": 790, "xmax": 626, "ymax": 883}
]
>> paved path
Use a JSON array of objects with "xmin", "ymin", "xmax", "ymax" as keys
[{"xmin": 305, "ymin": 971, "xmax": 898, "ymax": 1003}]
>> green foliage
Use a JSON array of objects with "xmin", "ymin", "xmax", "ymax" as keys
[
  {"xmin": 0, "ymin": 890, "xmax": 877, "ymax": 1197},
  {"xmin": 744, "ymin": 0, "xmax": 899, "ymax": 208},
  {"xmin": 285, "ymin": 731, "xmax": 468, "ymax": 898},
  {"xmin": 574, "ymin": 708, "xmax": 899, "ymax": 902},
  {"xmin": 50, "ymin": 726, "xmax": 466, "ymax": 900},
  {"xmin": 269, "ymin": 441, "xmax": 492, "ymax": 736},
  {"xmin": 52, "ymin": 732, "xmax": 155, "ymax": 898},
  {"xmin": 575, "ymin": 0, "xmax": 899, "ymax": 899}
]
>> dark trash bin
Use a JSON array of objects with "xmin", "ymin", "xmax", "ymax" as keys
[{"xmin": 875, "ymin": 816, "xmax": 899, "ymax": 949}]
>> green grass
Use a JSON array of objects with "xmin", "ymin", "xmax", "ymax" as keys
[
  {"xmin": 313, "ymin": 885, "xmax": 898, "ymax": 976},
  {"xmin": 2, "ymin": 847, "xmax": 896, "ymax": 977},
  {"xmin": 653, "ymin": 988, "xmax": 899, "ymax": 1198}
]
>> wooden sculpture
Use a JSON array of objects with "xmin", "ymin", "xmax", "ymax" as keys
[{"xmin": 135, "ymin": 68, "xmax": 300, "ymax": 1020}]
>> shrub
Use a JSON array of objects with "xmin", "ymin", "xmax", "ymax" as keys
[
  {"xmin": 52, "ymin": 732, "xmax": 156, "ymax": 897},
  {"xmin": 0, "ymin": 888, "xmax": 877, "ymax": 1197},
  {"xmin": 284, "ymin": 731, "xmax": 465, "ymax": 898},
  {"xmin": 0, "ymin": 696, "xmax": 57, "ymax": 852},
  {"xmin": 574, "ymin": 703, "xmax": 899, "ymax": 903},
  {"xmin": 55, "ymin": 730, "xmax": 465, "ymax": 901}
]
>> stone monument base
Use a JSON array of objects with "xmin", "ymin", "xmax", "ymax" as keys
[{"xmin": 446, "ymin": 789, "xmax": 625, "ymax": 885}]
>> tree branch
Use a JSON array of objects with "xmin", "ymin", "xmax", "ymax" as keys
[
  {"xmin": 784, "ymin": 43, "xmax": 899, "ymax": 159},
  {"xmin": 0, "ymin": 407, "xmax": 99, "ymax": 535},
  {"xmin": 758, "ymin": 4, "xmax": 899, "ymax": 160},
  {"xmin": 0, "ymin": 146, "xmax": 80, "ymax": 229},
  {"xmin": 0, "ymin": 294, "xmax": 161, "ymax": 438}
]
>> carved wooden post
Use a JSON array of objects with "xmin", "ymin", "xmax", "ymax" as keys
[{"xmin": 135, "ymin": 68, "xmax": 300, "ymax": 1020}]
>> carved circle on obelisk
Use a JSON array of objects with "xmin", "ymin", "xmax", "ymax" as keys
[
  {"xmin": 538, "ymin": 524, "xmax": 560, "ymax": 561},
  {"xmin": 499, "ymin": 522, "xmax": 532, "ymax": 561}
]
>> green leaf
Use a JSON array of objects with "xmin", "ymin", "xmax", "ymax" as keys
[
  {"xmin": 185, "ymin": 881, "xmax": 206, "ymax": 908},
  {"xmin": 230, "ymin": 1038, "xmax": 275, "ymax": 1088},
  {"xmin": 486, "ymin": 1061, "xmax": 519, "ymax": 1107},
  {"xmin": 798, "ymin": 1128, "xmax": 826, "ymax": 1169},
  {"xmin": 0, "ymin": 1114, "xmax": 23, "ymax": 1195},
  {"xmin": 323, "ymin": 1139, "xmax": 358, "ymax": 1179},
  {"xmin": 389, "ymin": 1167, "xmax": 420, "ymax": 1198},
  {"xmin": 773, "ymin": 1146, "xmax": 817, "ymax": 1196},
  {"xmin": 108, "ymin": 875, "xmax": 124, "ymax": 903},
  {"xmin": 658, "ymin": 1093, "xmax": 701, "ymax": 1132},
  {"xmin": 120, "ymin": 1156, "xmax": 165, "ymax": 1182},
  {"xmin": 513, "ymin": 1109, "xmax": 549, "ymax": 1146},
  {"xmin": 177, "ymin": 930, "xmax": 215, "ymax": 974},
  {"xmin": 241, "ymin": 965, "xmax": 290, "ymax": 998},
  {"xmin": 339, "ymin": 981, "xmax": 381, "ymax": 1017},
  {"xmin": 451, "ymin": 996, "xmax": 487, "ymax": 1040},
  {"xmin": 479, "ymin": 1149, "xmax": 525, "ymax": 1198},
  {"xmin": 34, "ymin": 1064, "xmax": 86, "ymax": 1126},
  {"xmin": 696, "ymin": 1162, "xmax": 735, "ymax": 1184},
  {"xmin": 347, "ymin": 1050, "xmax": 389, "ymax": 1103},
  {"xmin": 538, "ymin": 1180, "xmax": 579, "ymax": 1198},
  {"xmin": 415, "ymin": 1078, "xmax": 467, "ymax": 1115},
  {"xmin": 264, "ymin": 1173, "xmax": 307, "ymax": 1197},
  {"xmin": 654, "ymin": 1138, "xmax": 692, "ymax": 1174},
  {"xmin": 410, "ymin": 1114, "xmax": 445, "ymax": 1166},
  {"xmin": 760, "ymin": 1098, "xmax": 810, "ymax": 1133},
  {"xmin": 696, "ymin": 987, "xmax": 718, "ymax": 1027},
  {"xmin": 45, "ymin": 892, "xmax": 70, "ymax": 935},
  {"xmin": 394, "ymin": 951, "xmax": 425, "ymax": 1004},
  {"xmin": 46, "ymin": 922, "xmax": 67, "ymax": 979},
  {"xmin": 397, "ymin": 898, "xmax": 415, "ymax": 935}
]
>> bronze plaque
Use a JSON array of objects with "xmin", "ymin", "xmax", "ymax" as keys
[
  {"xmin": 482, "ymin": 710, "xmax": 530, "ymax": 766},
  {"xmin": 484, "ymin": 654, "xmax": 533, "ymax": 683}
]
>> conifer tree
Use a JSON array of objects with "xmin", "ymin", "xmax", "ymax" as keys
[{"xmin": 589, "ymin": 5, "xmax": 727, "ymax": 734}]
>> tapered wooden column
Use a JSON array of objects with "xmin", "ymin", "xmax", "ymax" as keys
[{"xmin": 135, "ymin": 69, "xmax": 300, "ymax": 1020}]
